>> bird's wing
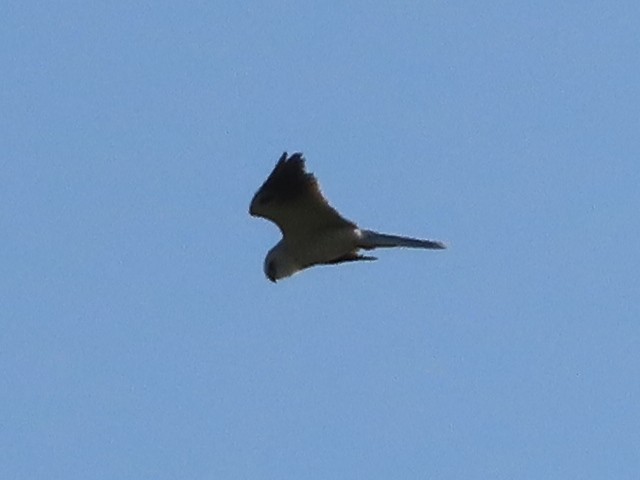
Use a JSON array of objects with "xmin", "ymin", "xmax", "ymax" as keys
[{"xmin": 249, "ymin": 152, "xmax": 356, "ymax": 239}]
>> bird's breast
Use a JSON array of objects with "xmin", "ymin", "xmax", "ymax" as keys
[{"xmin": 288, "ymin": 228, "xmax": 360, "ymax": 267}]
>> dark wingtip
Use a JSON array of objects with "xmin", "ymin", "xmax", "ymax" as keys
[
  {"xmin": 254, "ymin": 151, "xmax": 312, "ymax": 202},
  {"xmin": 273, "ymin": 152, "xmax": 306, "ymax": 173},
  {"xmin": 280, "ymin": 152, "xmax": 306, "ymax": 171}
]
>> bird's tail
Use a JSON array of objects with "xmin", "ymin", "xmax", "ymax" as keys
[{"xmin": 359, "ymin": 229, "xmax": 446, "ymax": 250}]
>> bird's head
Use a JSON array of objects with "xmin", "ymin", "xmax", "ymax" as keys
[{"xmin": 264, "ymin": 243, "xmax": 299, "ymax": 283}]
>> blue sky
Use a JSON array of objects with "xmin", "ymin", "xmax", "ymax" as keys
[{"xmin": 2, "ymin": 1, "xmax": 639, "ymax": 479}]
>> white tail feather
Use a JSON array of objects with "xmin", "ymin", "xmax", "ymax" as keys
[{"xmin": 359, "ymin": 229, "xmax": 446, "ymax": 250}]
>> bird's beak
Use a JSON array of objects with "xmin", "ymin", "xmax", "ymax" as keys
[{"xmin": 267, "ymin": 274, "xmax": 276, "ymax": 283}]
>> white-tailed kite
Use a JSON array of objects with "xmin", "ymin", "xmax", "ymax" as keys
[{"xmin": 250, "ymin": 152, "xmax": 446, "ymax": 282}]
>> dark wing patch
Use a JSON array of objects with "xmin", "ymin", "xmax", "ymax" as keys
[
  {"xmin": 257, "ymin": 152, "xmax": 313, "ymax": 203},
  {"xmin": 250, "ymin": 152, "xmax": 357, "ymax": 238}
]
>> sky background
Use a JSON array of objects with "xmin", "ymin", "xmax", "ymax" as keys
[{"xmin": 2, "ymin": 1, "xmax": 639, "ymax": 479}]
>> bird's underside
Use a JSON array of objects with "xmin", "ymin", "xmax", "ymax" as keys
[{"xmin": 250, "ymin": 152, "xmax": 446, "ymax": 282}]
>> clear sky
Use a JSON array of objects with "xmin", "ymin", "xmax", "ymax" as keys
[{"xmin": 2, "ymin": 2, "xmax": 639, "ymax": 479}]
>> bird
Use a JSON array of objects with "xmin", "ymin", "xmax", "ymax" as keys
[{"xmin": 249, "ymin": 152, "xmax": 446, "ymax": 282}]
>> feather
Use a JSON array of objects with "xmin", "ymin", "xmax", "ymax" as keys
[{"xmin": 359, "ymin": 229, "xmax": 446, "ymax": 250}]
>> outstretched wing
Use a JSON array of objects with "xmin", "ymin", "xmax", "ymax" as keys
[{"xmin": 249, "ymin": 152, "xmax": 356, "ymax": 238}]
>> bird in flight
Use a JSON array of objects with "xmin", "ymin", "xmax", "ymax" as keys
[{"xmin": 250, "ymin": 152, "xmax": 446, "ymax": 282}]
